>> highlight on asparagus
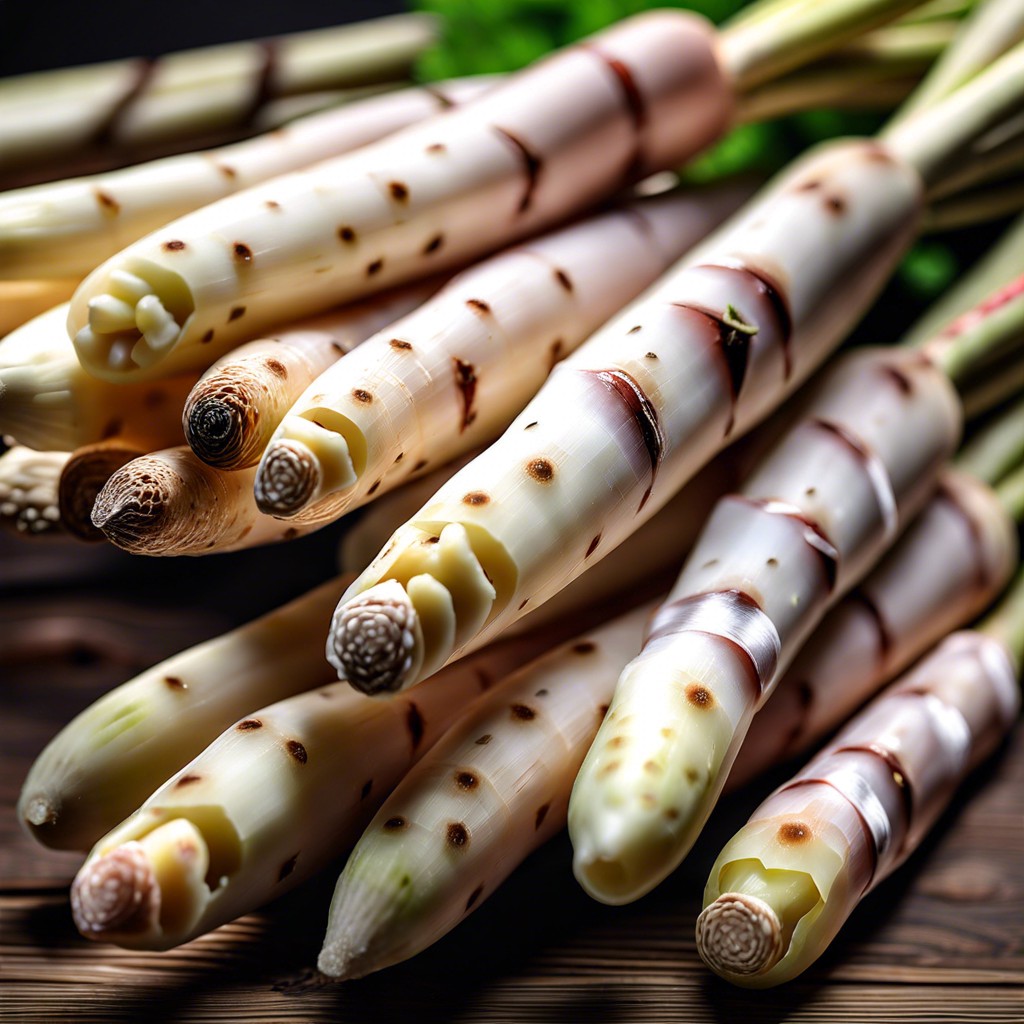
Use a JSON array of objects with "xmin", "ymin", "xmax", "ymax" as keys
[
  {"xmin": 184, "ymin": 281, "xmax": 439, "ymax": 470},
  {"xmin": 65, "ymin": 0, "xmax": 930, "ymax": 380},
  {"xmin": 253, "ymin": 185, "xmax": 748, "ymax": 524},
  {"xmin": 318, "ymin": 605, "xmax": 649, "ymax": 980},
  {"xmin": 0, "ymin": 279, "xmax": 79, "ymax": 338},
  {"xmin": 0, "ymin": 443, "xmax": 68, "ymax": 535},
  {"xmin": 324, "ymin": 39, "xmax": 1024, "ymax": 698},
  {"xmin": 696, "ymin": 571, "xmax": 1023, "ymax": 987}
]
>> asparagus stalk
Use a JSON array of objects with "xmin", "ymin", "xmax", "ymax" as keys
[
  {"xmin": 0, "ymin": 444, "xmax": 69, "ymax": 535},
  {"xmin": 183, "ymin": 281, "xmax": 440, "ymax": 470},
  {"xmin": 58, "ymin": 439, "xmax": 148, "ymax": 543},
  {"xmin": 64, "ymin": 2, "xmax": 926, "ymax": 382},
  {"xmin": 0, "ymin": 304, "xmax": 196, "ymax": 452},
  {"xmin": 955, "ymin": 394, "xmax": 1024, "ymax": 485},
  {"xmin": 318, "ymin": 605, "xmax": 650, "ymax": 980},
  {"xmin": 729, "ymin": 464, "xmax": 1019, "ymax": 785},
  {"xmin": 253, "ymin": 186, "xmax": 749, "ymax": 525},
  {"xmin": 0, "ymin": 78, "xmax": 494, "ymax": 282},
  {"xmin": 0, "ymin": 14, "xmax": 438, "ymax": 181},
  {"xmin": 0, "ymin": 279, "xmax": 79, "ymax": 338},
  {"xmin": 696, "ymin": 571, "xmax": 1023, "ymax": 987},
  {"xmin": 325, "ymin": 41, "xmax": 1024, "ymax": 699}
]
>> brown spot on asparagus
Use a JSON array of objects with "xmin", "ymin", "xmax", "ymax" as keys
[
  {"xmin": 524, "ymin": 422, "xmax": 537, "ymax": 431},
  {"xmin": 388, "ymin": 181, "xmax": 409, "ymax": 203},
  {"xmin": 493, "ymin": 126, "xmax": 542, "ymax": 212},
  {"xmin": 264, "ymin": 358, "xmax": 287, "ymax": 379},
  {"xmin": 201, "ymin": 329, "xmax": 215, "ymax": 344},
  {"xmin": 360, "ymin": 779, "xmax": 373, "ymax": 799},
  {"xmin": 601, "ymin": 761, "xmax": 622, "ymax": 777},
  {"xmin": 71, "ymin": 843, "xmax": 157, "ymax": 936},
  {"xmin": 554, "ymin": 268, "xmax": 573, "ymax": 292},
  {"xmin": 366, "ymin": 258, "xmax": 384, "ymax": 276},
  {"xmin": 597, "ymin": 704, "xmax": 609, "ymax": 719},
  {"xmin": 535, "ymin": 688, "xmax": 549, "ymax": 697},
  {"xmin": 163, "ymin": 239, "xmax": 186, "ymax": 251},
  {"xmin": 217, "ymin": 163, "xmax": 238, "ymax": 180},
  {"xmin": 628, "ymin": 325, "xmax": 642, "ymax": 334},
  {"xmin": 535, "ymin": 803, "xmax": 551, "ymax": 830},
  {"xmin": 453, "ymin": 358, "xmax": 478, "ymax": 431},
  {"xmin": 412, "ymin": 458, "xmax": 429, "ymax": 472},
  {"xmin": 518, "ymin": 599, "xmax": 530, "ymax": 610},
  {"xmin": 455, "ymin": 771, "xmax": 478, "ymax": 791},
  {"xmin": 175, "ymin": 774, "xmax": 202, "ymax": 787},
  {"xmin": 573, "ymin": 641, "xmax": 596, "ymax": 655},
  {"xmin": 805, "ymin": 487, "xmax": 816, "ymax": 497},
  {"xmin": 255, "ymin": 440, "xmax": 320, "ymax": 516},
  {"xmin": 685, "ymin": 767, "xmax": 700, "ymax": 784},
  {"xmin": 366, "ymin": 479, "xmax": 382, "ymax": 496},
  {"xmin": 797, "ymin": 179, "xmax": 821, "ymax": 192},
  {"xmin": 384, "ymin": 816, "xmax": 407, "ymax": 831},
  {"xmin": 767, "ymin": 557, "xmax": 778, "ymax": 567},
  {"xmin": 278, "ymin": 854, "xmax": 299, "ymax": 881},
  {"xmin": 686, "ymin": 684, "xmax": 715, "ymax": 709},
  {"xmin": 286, "ymin": 740, "xmax": 308, "ymax": 765},
  {"xmin": 233, "ymin": 242, "xmax": 253, "ymax": 263},
  {"xmin": 283, "ymin": 527, "xmax": 298, "ymax": 540},
  {"xmin": 338, "ymin": 226, "xmax": 356, "ymax": 243},
  {"xmin": 586, "ymin": 534, "xmax": 601, "ymax": 557},
  {"xmin": 423, "ymin": 234, "xmax": 444, "ymax": 255},
  {"xmin": 526, "ymin": 458, "xmax": 554, "ymax": 483},
  {"xmin": 164, "ymin": 676, "xmax": 186, "ymax": 690},
  {"xmin": 703, "ymin": 559, "xmax": 719, "ymax": 569},
  {"xmin": 549, "ymin": 338, "xmax": 564, "ymax": 370},
  {"xmin": 406, "ymin": 702, "xmax": 425, "ymax": 751},
  {"xmin": 882, "ymin": 365, "xmax": 913, "ymax": 394},
  {"xmin": 825, "ymin": 194, "xmax": 846, "ymax": 215},
  {"xmin": 462, "ymin": 491, "xmax": 489, "ymax": 506},
  {"xmin": 100, "ymin": 417, "xmax": 124, "ymax": 440},
  {"xmin": 352, "ymin": 388, "xmax": 373, "ymax": 404},
  {"xmin": 426, "ymin": 142, "xmax": 447, "ymax": 153},
  {"xmin": 465, "ymin": 884, "xmax": 484, "ymax": 911},
  {"xmin": 466, "ymin": 298, "xmax": 490, "ymax": 316},
  {"xmin": 588, "ymin": 368, "xmax": 662, "ymax": 486},
  {"xmin": 446, "ymin": 822, "xmax": 470, "ymax": 849},
  {"xmin": 607, "ymin": 736, "xmax": 627, "ymax": 749},
  {"xmin": 586, "ymin": 46, "xmax": 646, "ymax": 129},
  {"xmin": 661, "ymin": 727, "xmax": 674, "ymax": 740},
  {"xmin": 389, "ymin": 338, "xmax": 413, "ymax": 352},
  {"xmin": 237, "ymin": 719, "xmax": 263, "ymax": 731},
  {"xmin": 265, "ymin": 200, "xmax": 281, "ymax": 210},
  {"xmin": 797, "ymin": 681, "xmax": 814, "ymax": 710},
  {"xmin": 94, "ymin": 189, "xmax": 120, "ymax": 214},
  {"xmin": 475, "ymin": 734, "xmax": 492, "ymax": 745},
  {"xmin": 511, "ymin": 703, "xmax": 536, "ymax": 721},
  {"xmin": 645, "ymin": 352, "xmax": 658, "ymax": 360},
  {"xmin": 228, "ymin": 306, "xmax": 246, "ymax": 322},
  {"xmin": 778, "ymin": 821, "xmax": 812, "ymax": 844}
]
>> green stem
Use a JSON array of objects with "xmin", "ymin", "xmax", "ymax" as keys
[
  {"xmin": 924, "ymin": 175, "xmax": 1024, "ymax": 230},
  {"xmin": 720, "ymin": 0, "xmax": 927, "ymax": 92},
  {"xmin": 930, "ymin": 128, "xmax": 1024, "ymax": 199},
  {"xmin": 995, "ymin": 463, "xmax": 1024, "ymax": 524},
  {"xmin": 979, "ymin": 567, "xmax": 1024, "ymax": 672},
  {"xmin": 960, "ymin": 353, "xmax": 1024, "ymax": 421},
  {"xmin": 956, "ymin": 396, "xmax": 1024, "ymax": 486},
  {"xmin": 900, "ymin": 0, "xmax": 976, "ymax": 24}
]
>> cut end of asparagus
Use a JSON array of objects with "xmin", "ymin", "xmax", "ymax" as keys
[
  {"xmin": 59, "ymin": 442, "xmax": 140, "ymax": 543},
  {"xmin": 254, "ymin": 438, "xmax": 323, "ymax": 517},
  {"xmin": 695, "ymin": 893, "xmax": 784, "ymax": 978},
  {"xmin": 317, "ymin": 937, "xmax": 373, "ymax": 982},
  {"xmin": 22, "ymin": 793, "xmax": 58, "ymax": 829},
  {"xmin": 185, "ymin": 393, "xmax": 258, "ymax": 471},
  {"xmin": 90, "ymin": 455, "xmax": 181, "ymax": 553},
  {"xmin": 327, "ymin": 579, "xmax": 419, "ymax": 693},
  {"xmin": 71, "ymin": 841, "xmax": 159, "ymax": 938}
]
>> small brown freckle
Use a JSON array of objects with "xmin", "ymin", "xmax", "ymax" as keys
[
  {"xmin": 426, "ymin": 142, "xmax": 446, "ymax": 154},
  {"xmin": 361, "ymin": 779, "xmax": 373, "ymax": 799},
  {"xmin": 466, "ymin": 298, "xmax": 490, "ymax": 314},
  {"xmin": 413, "ymin": 459, "xmax": 429, "ymax": 474},
  {"xmin": 423, "ymin": 233, "xmax": 444, "ymax": 254},
  {"xmin": 233, "ymin": 242, "xmax": 253, "ymax": 262},
  {"xmin": 352, "ymin": 388, "xmax": 373, "ymax": 404},
  {"xmin": 278, "ymin": 854, "xmax": 298, "ymax": 881},
  {"xmin": 535, "ymin": 803, "xmax": 550, "ymax": 829},
  {"xmin": 524, "ymin": 421, "xmax": 538, "ymax": 430},
  {"xmin": 475, "ymin": 734, "xmax": 492, "ymax": 745},
  {"xmin": 702, "ymin": 558, "xmax": 719, "ymax": 569},
  {"xmin": 462, "ymin": 491, "xmax": 490, "ymax": 506},
  {"xmin": 644, "ymin": 760, "xmax": 663, "ymax": 775},
  {"xmin": 455, "ymin": 771, "xmax": 478, "ymax": 790},
  {"xmin": 685, "ymin": 684, "xmax": 714, "ymax": 709},
  {"xmin": 366, "ymin": 258, "xmax": 384, "ymax": 276},
  {"xmin": 664, "ymin": 807, "xmax": 681, "ymax": 820},
  {"xmin": 388, "ymin": 181, "xmax": 409, "ymax": 202},
  {"xmin": 100, "ymin": 417, "xmax": 123, "ymax": 440},
  {"xmin": 607, "ymin": 736, "xmax": 626, "ymax": 749},
  {"xmin": 163, "ymin": 239, "xmax": 186, "ymax": 251},
  {"xmin": 265, "ymin": 200, "xmax": 281, "ymax": 210},
  {"xmin": 384, "ymin": 816, "xmax": 407, "ymax": 831},
  {"xmin": 320, "ymin": 690, "xmax": 333, "ymax": 699},
  {"xmin": 286, "ymin": 740, "xmax": 308, "ymax": 764},
  {"xmin": 175, "ymin": 774, "xmax": 202, "ymax": 787},
  {"xmin": 573, "ymin": 641, "xmax": 596, "ymax": 655},
  {"xmin": 685, "ymin": 767, "xmax": 700, "ymax": 783},
  {"xmin": 228, "ymin": 306, "xmax": 246, "ymax": 322},
  {"xmin": 446, "ymin": 822, "xmax": 470, "ymax": 848},
  {"xmin": 778, "ymin": 821, "xmax": 812, "ymax": 844},
  {"xmin": 394, "ymin": 452, "xmax": 404, "ymax": 463},
  {"xmin": 465, "ymin": 884, "xmax": 484, "ymax": 911},
  {"xmin": 526, "ymin": 458, "xmax": 554, "ymax": 483},
  {"xmin": 511, "ymin": 703, "xmax": 536, "ymax": 721},
  {"xmin": 201, "ymin": 329, "xmax": 215, "ymax": 344},
  {"xmin": 797, "ymin": 179, "xmax": 821, "ymax": 191},
  {"xmin": 767, "ymin": 557, "xmax": 779, "ymax": 568},
  {"xmin": 535, "ymin": 689, "xmax": 549, "ymax": 698},
  {"xmin": 806, "ymin": 487, "xmax": 816, "ymax": 497},
  {"xmin": 366, "ymin": 479, "xmax": 382, "ymax": 496},
  {"xmin": 390, "ymin": 338, "xmax": 413, "ymax": 350},
  {"xmin": 237, "ymin": 719, "xmax": 263, "ymax": 731},
  {"xmin": 586, "ymin": 534, "xmax": 601, "ymax": 557},
  {"xmin": 164, "ymin": 676, "xmax": 187, "ymax": 690},
  {"xmin": 95, "ymin": 190, "xmax": 120, "ymax": 214},
  {"xmin": 217, "ymin": 163, "xmax": 237, "ymax": 180},
  {"xmin": 399, "ymin": 875, "xmax": 411, "ymax": 887},
  {"xmin": 628, "ymin": 325, "xmax": 642, "ymax": 334},
  {"xmin": 600, "ymin": 760, "xmax": 621, "ymax": 777},
  {"xmin": 143, "ymin": 389, "xmax": 166, "ymax": 409},
  {"xmin": 661, "ymin": 727, "xmax": 674, "ymax": 739},
  {"xmin": 518, "ymin": 598, "xmax": 530, "ymax": 610},
  {"xmin": 825, "ymin": 195, "xmax": 846, "ymax": 214},
  {"xmin": 239, "ymin": 524, "xmax": 253, "ymax": 539},
  {"xmin": 554, "ymin": 268, "xmax": 573, "ymax": 291},
  {"xmin": 597, "ymin": 704, "xmax": 609, "ymax": 718},
  {"xmin": 282, "ymin": 527, "xmax": 299, "ymax": 540},
  {"xmin": 331, "ymin": 341, "xmax": 344, "ymax": 353},
  {"xmin": 265, "ymin": 359, "xmax": 287, "ymax": 379},
  {"xmin": 338, "ymin": 226, "xmax": 356, "ymax": 243}
]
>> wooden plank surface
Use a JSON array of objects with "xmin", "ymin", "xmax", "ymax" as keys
[{"xmin": 1, "ymin": 530, "xmax": 1022, "ymax": 1023}]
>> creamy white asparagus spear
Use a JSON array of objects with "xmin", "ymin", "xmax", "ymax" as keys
[
  {"xmin": 696, "ymin": 574, "xmax": 1024, "ymax": 987},
  {"xmin": 253, "ymin": 186, "xmax": 749, "ymax": 524},
  {"xmin": 0, "ymin": 279, "xmax": 79, "ymax": 338},
  {"xmin": 729, "ymin": 465, "xmax": 1019, "ymax": 786},
  {"xmin": 324, "ymin": 44, "xmax": 1024, "ymax": 698},
  {"xmin": 64, "ymin": 1, "xmax": 929, "ymax": 382},
  {"xmin": 183, "ymin": 280, "xmax": 440, "ymax": 470},
  {"xmin": 0, "ymin": 444, "xmax": 68, "ymax": 535},
  {"xmin": 318, "ymin": 605, "xmax": 649, "ymax": 980},
  {"xmin": 568, "ymin": 345, "xmax": 962, "ymax": 904},
  {"xmin": 0, "ymin": 79, "xmax": 494, "ymax": 282},
  {"xmin": 0, "ymin": 304, "xmax": 196, "ymax": 453},
  {"xmin": 0, "ymin": 14, "xmax": 438, "ymax": 181},
  {"xmin": 65, "ymin": 609, "xmax": 618, "ymax": 952}
]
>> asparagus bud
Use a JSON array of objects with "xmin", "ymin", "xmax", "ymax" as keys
[
  {"xmin": 319, "ymin": 605, "xmax": 649, "ymax": 980},
  {"xmin": 184, "ymin": 281, "xmax": 438, "ymax": 470},
  {"xmin": 254, "ymin": 186, "xmax": 748, "ymax": 524},
  {"xmin": 66, "ymin": 11, "xmax": 732, "ymax": 381},
  {"xmin": 0, "ymin": 444, "xmax": 68, "ymax": 535},
  {"xmin": 328, "ymin": 137, "xmax": 923, "ymax": 695},
  {"xmin": 568, "ymin": 347, "xmax": 961, "ymax": 904},
  {"xmin": 697, "ymin": 627, "xmax": 1020, "ymax": 987}
]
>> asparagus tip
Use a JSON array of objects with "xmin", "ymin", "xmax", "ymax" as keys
[
  {"xmin": 695, "ymin": 892, "xmax": 784, "ymax": 978},
  {"xmin": 254, "ymin": 439, "xmax": 322, "ymax": 517},
  {"xmin": 70, "ymin": 842, "xmax": 158, "ymax": 937},
  {"xmin": 328, "ymin": 580, "xmax": 418, "ymax": 693},
  {"xmin": 22, "ymin": 793, "xmax": 58, "ymax": 828},
  {"xmin": 317, "ymin": 937, "xmax": 373, "ymax": 981}
]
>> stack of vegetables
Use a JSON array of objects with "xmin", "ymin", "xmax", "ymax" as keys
[{"xmin": 4, "ymin": 0, "xmax": 1023, "ymax": 993}]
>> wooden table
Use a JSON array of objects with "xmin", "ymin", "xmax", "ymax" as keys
[{"xmin": 2, "ymin": 530, "xmax": 1022, "ymax": 1023}]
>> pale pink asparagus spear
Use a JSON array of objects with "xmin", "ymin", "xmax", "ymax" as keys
[
  {"xmin": 325, "ymin": 44, "xmax": 1024, "ymax": 697},
  {"xmin": 696, "ymin": 573, "xmax": 1023, "ymax": 987},
  {"xmin": 252, "ymin": 185, "xmax": 749, "ymax": 524}
]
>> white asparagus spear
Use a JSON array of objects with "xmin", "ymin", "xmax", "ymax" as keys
[
  {"xmin": 183, "ymin": 280, "xmax": 440, "ymax": 470},
  {"xmin": 0, "ymin": 444, "xmax": 69, "ymax": 535},
  {"xmin": 0, "ymin": 279, "xmax": 79, "ymax": 338},
  {"xmin": 324, "ymin": 44, "xmax": 1024, "ymax": 697},
  {"xmin": 568, "ymin": 346, "xmax": 961, "ymax": 904},
  {"xmin": 0, "ymin": 304, "xmax": 196, "ymax": 453},
  {"xmin": 729, "ymin": 465, "xmax": 1019, "ymax": 786},
  {"xmin": 0, "ymin": 14, "xmax": 438, "ymax": 180},
  {"xmin": 0, "ymin": 79, "xmax": 494, "ymax": 282},
  {"xmin": 318, "ymin": 605, "xmax": 649, "ymax": 980},
  {"xmin": 696, "ymin": 591, "xmax": 1023, "ymax": 987},
  {"xmin": 63, "ymin": 10, "xmax": 742, "ymax": 381},
  {"xmin": 253, "ymin": 185, "xmax": 749, "ymax": 524}
]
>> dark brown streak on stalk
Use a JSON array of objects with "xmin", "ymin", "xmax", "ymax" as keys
[
  {"xmin": 453, "ymin": 358, "xmax": 478, "ymax": 432},
  {"xmin": 243, "ymin": 40, "xmax": 280, "ymax": 127},
  {"xmin": 580, "ymin": 44, "xmax": 646, "ymax": 178},
  {"xmin": 881, "ymin": 364, "xmax": 914, "ymax": 395},
  {"xmin": 849, "ymin": 588, "xmax": 893, "ymax": 663},
  {"xmin": 812, "ymin": 418, "xmax": 875, "ymax": 467},
  {"xmin": 91, "ymin": 57, "xmax": 156, "ymax": 146},
  {"xmin": 493, "ymin": 126, "xmax": 542, "ymax": 213}
]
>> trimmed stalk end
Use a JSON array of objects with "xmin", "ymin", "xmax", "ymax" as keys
[
  {"xmin": 185, "ymin": 393, "xmax": 255, "ymax": 471},
  {"xmin": 254, "ymin": 439, "xmax": 322, "ymax": 517},
  {"xmin": 695, "ymin": 892, "xmax": 784, "ymax": 979},
  {"xmin": 71, "ymin": 841, "xmax": 159, "ymax": 939},
  {"xmin": 22, "ymin": 793, "xmax": 58, "ymax": 829},
  {"xmin": 317, "ymin": 937, "xmax": 373, "ymax": 981}
]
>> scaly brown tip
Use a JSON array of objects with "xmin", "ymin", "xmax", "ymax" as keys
[
  {"xmin": 59, "ymin": 442, "xmax": 140, "ymax": 542},
  {"xmin": 185, "ymin": 386, "xmax": 260, "ymax": 470},
  {"xmin": 254, "ymin": 440, "xmax": 320, "ymax": 517},
  {"xmin": 695, "ymin": 892, "xmax": 783, "ymax": 978},
  {"xmin": 71, "ymin": 842, "xmax": 158, "ymax": 937}
]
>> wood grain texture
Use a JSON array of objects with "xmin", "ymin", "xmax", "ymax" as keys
[{"xmin": 1, "ymin": 529, "xmax": 1021, "ymax": 1023}]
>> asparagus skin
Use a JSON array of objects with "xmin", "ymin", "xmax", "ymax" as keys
[
  {"xmin": 729, "ymin": 466, "xmax": 1018, "ymax": 786},
  {"xmin": 0, "ymin": 445, "xmax": 68, "ymax": 535},
  {"xmin": 697, "ymin": 581, "xmax": 1023, "ymax": 987},
  {"xmin": 0, "ymin": 14, "xmax": 438, "ymax": 182},
  {"xmin": 325, "ymin": 43, "xmax": 1024, "ymax": 697},
  {"xmin": 0, "ymin": 279, "xmax": 79, "ymax": 338},
  {"xmin": 0, "ymin": 304, "xmax": 196, "ymax": 452},
  {"xmin": 319, "ymin": 605, "xmax": 650, "ymax": 980},
  {"xmin": 0, "ymin": 79, "xmax": 493, "ymax": 283},
  {"xmin": 253, "ymin": 186, "xmax": 748, "ymax": 524},
  {"xmin": 58, "ymin": 439, "xmax": 148, "ymax": 543},
  {"xmin": 66, "ymin": 10, "xmax": 739, "ymax": 380},
  {"xmin": 184, "ymin": 281, "xmax": 440, "ymax": 470}
]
